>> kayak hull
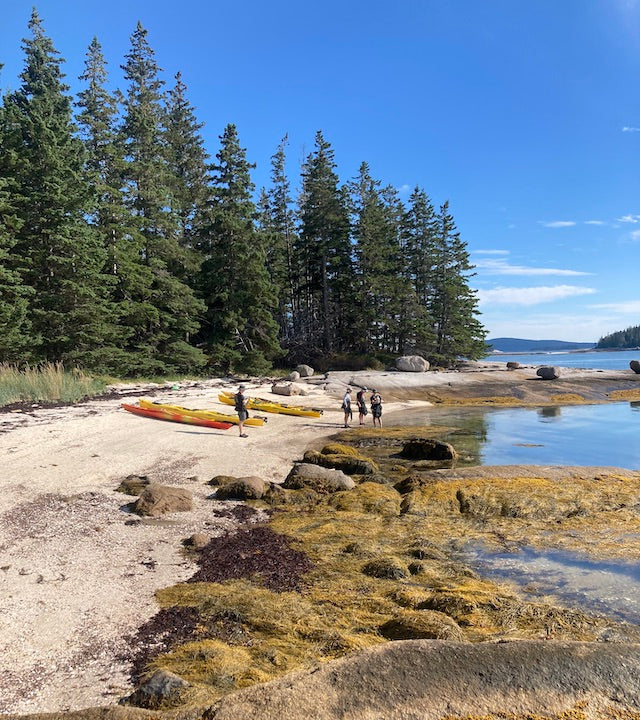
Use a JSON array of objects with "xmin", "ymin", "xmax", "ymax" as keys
[
  {"xmin": 122, "ymin": 403, "xmax": 233, "ymax": 430},
  {"xmin": 139, "ymin": 398, "xmax": 265, "ymax": 427},
  {"xmin": 218, "ymin": 391, "xmax": 322, "ymax": 418}
]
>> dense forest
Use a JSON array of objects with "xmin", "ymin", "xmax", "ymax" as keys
[
  {"xmin": 0, "ymin": 11, "xmax": 486, "ymax": 376},
  {"xmin": 596, "ymin": 325, "xmax": 640, "ymax": 349}
]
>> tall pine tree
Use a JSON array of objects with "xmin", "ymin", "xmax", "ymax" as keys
[
  {"xmin": 198, "ymin": 124, "xmax": 281, "ymax": 374},
  {"xmin": 1, "ymin": 11, "xmax": 113, "ymax": 367},
  {"xmin": 120, "ymin": 22, "xmax": 205, "ymax": 373}
]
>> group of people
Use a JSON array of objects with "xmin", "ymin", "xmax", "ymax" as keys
[{"xmin": 341, "ymin": 386, "xmax": 383, "ymax": 428}]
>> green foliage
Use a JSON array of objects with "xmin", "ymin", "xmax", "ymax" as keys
[
  {"xmin": 0, "ymin": 363, "xmax": 107, "ymax": 406},
  {"xmin": 597, "ymin": 325, "xmax": 640, "ymax": 349}
]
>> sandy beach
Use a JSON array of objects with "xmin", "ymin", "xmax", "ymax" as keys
[{"xmin": 2, "ymin": 363, "xmax": 640, "ymax": 715}]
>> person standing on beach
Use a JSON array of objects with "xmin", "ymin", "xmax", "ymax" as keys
[
  {"xmin": 370, "ymin": 389, "xmax": 383, "ymax": 428},
  {"xmin": 356, "ymin": 387, "xmax": 368, "ymax": 425},
  {"xmin": 342, "ymin": 387, "xmax": 353, "ymax": 428},
  {"xmin": 234, "ymin": 385, "xmax": 249, "ymax": 438}
]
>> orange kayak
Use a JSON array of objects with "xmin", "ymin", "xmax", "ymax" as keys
[{"xmin": 122, "ymin": 403, "xmax": 233, "ymax": 430}]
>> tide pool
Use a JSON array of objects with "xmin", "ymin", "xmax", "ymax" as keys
[{"xmin": 395, "ymin": 401, "xmax": 640, "ymax": 469}]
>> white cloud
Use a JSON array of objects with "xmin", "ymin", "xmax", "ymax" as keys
[
  {"xmin": 540, "ymin": 221, "xmax": 576, "ymax": 228},
  {"xmin": 617, "ymin": 214, "xmax": 640, "ymax": 223},
  {"xmin": 590, "ymin": 300, "xmax": 640, "ymax": 313},
  {"xmin": 584, "ymin": 220, "xmax": 605, "ymax": 225},
  {"xmin": 630, "ymin": 230, "xmax": 640, "ymax": 242},
  {"xmin": 473, "ymin": 249, "xmax": 510, "ymax": 255},
  {"xmin": 623, "ymin": 126, "xmax": 640, "ymax": 132},
  {"xmin": 475, "ymin": 258, "xmax": 590, "ymax": 277},
  {"xmin": 477, "ymin": 285, "xmax": 596, "ymax": 306},
  {"xmin": 397, "ymin": 184, "xmax": 411, "ymax": 195}
]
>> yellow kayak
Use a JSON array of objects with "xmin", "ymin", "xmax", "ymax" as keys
[
  {"xmin": 139, "ymin": 398, "xmax": 266, "ymax": 427},
  {"xmin": 218, "ymin": 391, "xmax": 322, "ymax": 418}
]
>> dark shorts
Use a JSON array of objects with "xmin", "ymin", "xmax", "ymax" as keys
[
  {"xmin": 371, "ymin": 405, "xmax": 382, "ymax": 418},
  {"xmin": 238, "ymin": 410, "xmax": 249, "ymax": 421}
]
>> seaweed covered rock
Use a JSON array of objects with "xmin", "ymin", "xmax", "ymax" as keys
[
  {"xmin": 379, "ymin": 610, "xmax": 465, "ymax": 641},
  {"xmin": 303, "ymin": 449, "xmax": 377, "ymax": 475},
  {"xmin": 630, "ymin": 360, "xmax": 640, "ymax": 374},
  {"xmin": 133, "ymin": 484, "xmax": 193, "ymax": 517},
  {"xmin": 215, "ymin": 476, "xmax": 266, "ymax": 500},
  {"xmin": 328, "ymin": 481, "xmax": 401, "ymax": 516},
  {"xmin": 125, "ymin": 669, "xmax": 190, "ymax": 709},
  {"xmin": 284, "ymin": 463, "xmax": 355, "ymax": 493},
  {"xmin": 362, "ymin": 556, "xmax": 408, "ymax": 579},
  {"xmin": 400, "ymin": 438, "xmax": 457, "ymax": 461}
]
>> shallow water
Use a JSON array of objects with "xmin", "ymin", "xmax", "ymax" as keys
[
  {"xmin": 461, "ymin": 544, "xmax": 640, "ymax": 624},
  {"xmin": 397, "ymin": 401, "xmax": 640, "ymax": 469}
]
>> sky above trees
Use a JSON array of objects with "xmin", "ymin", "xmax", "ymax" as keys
[{"xmin": 2, "ymin": 0, "xmax": 639, "ymax": 343}]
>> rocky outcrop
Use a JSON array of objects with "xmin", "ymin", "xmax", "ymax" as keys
[
  {"xmin": 203, "ymin": 640, "xmax": 640, "ymax": 720},
  {"xmin": 284, "ymin": 463, "xmax": 355, "ymax": 493},
  {"xmin": 537, "ymin": 366, "xmax": 560, "ymax": 380},
  {"xmin": 506, "ymin": 361, "xmax": 521, "ymax": 370},
  {"xmin": 396, "ymin": 355, "xmax": 430, "ymax": 372},
  {"xmin": 132, "ymin": 484, "xmax": 193, "ymax": 517},
  {"xmin": 303, "ymin": 449, "xmax": 377, "ymax": 475},
  {"xmin": 630, "ymin": 360, "xmax": 640, "ymax": 374}
]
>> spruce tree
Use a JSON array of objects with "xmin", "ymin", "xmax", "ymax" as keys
[
  {"xmin": 429, "ymin": 201, "xmax": 486, "ymax": 365},
  {"xmin": 164, "ymin": 70, "xmax": 209, "ymax": 281},
  {"xmin": 198, "ymin": 124, "xmax": 281, "ymax": 374},
  {"xmin": 257, "ymin": 135, "xmax": 297, "ymax": 347},
  {"xmin": 1, "ymin": 11, "xmax": 112, "ymax": 367},
  {"xmin": 296, "ymin": 131, "xmax": 352, "ymax": 354},
  {"xmin": 120, "ymin": 22, "xmax": 206, "ymax": 374}
]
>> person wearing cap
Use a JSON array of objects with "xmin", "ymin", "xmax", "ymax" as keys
[
  {"xmin": 234, "ymin": 384, "xmax": 249, "ymax": 437},
  {"xmin": 370, "ymin": 388, "xmax": 383, "ymax": 428},
  {"xmin": 341, "ymin": 387, "xmax": 353, "ymax": 428},
  {"xmin": 356, "ymin": 387, "xmax": 368, "ymax": 425}
]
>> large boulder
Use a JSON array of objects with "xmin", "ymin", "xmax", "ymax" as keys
[
  {"xmin": 630, "ymin": 360, "xmax": 640, "ymax": 374},
  {"xmin": 295, "ymin": 364, "xmax": 314, "ymax": 377},
  {"xmin": 537, "ymin": 366, "xmax": 560, "ymax": 380},
  {"xmin": 289, "ymin": 371, "xmax": 301, "ymax": 381},
  {"xmin": 506, "ymin": 361, "xmax": 521, "ymax": 370},
  {"xmin": 133, "ymin": 484, "xmax": 193, "ymax": 517},
  {"xmin": 396, "ymin": 355, "xmax": 430, "ymax": 372},
  {"xmin": 215, "ymin": 476, "xmax": 266, "ymax": 500},
  {"xmin": 400, "ymin": 438, "xmax": 457, "ymax": 461},
  {"xmin": 284, "ymin": 463, "xmax": 355, "ymax": 493},
  {"xmin": 271, "ymin": 381, "xmax": 300, "ymax": 396}
]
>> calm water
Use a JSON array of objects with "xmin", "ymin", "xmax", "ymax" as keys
[
  {"xmin": 482, "ymin": 349, "xmax": 639, "ymax": 370},
  {"xmin": 398, "ymin": 401, "xmax": 640, "ymax": 468},
  {"xmin": 461, "ymin": 545, "xmax": 640, "ymax": 625}
]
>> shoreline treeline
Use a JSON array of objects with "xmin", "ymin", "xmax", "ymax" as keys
[{"xmin": 0, "ymin": 11, "xmax": 486, "ymax": 376}]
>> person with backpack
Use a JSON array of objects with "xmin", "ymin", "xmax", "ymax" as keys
[
  {"xmin": 234, "ymin": 385, "xmax": 249, "ymax": 438},
  {"xmin": 356, "ymin": 387, "xmax": 368, "ymax": 425},
  {"xmin": 370, "ymin": 389, "xmax": 383, "ymax": 428}
]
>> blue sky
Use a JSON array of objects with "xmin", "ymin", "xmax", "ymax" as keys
[{"xmin": 1, "ymin": 0, "xmax": 639, "ymax": 343}]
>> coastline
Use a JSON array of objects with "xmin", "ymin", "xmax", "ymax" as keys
[{"xmin": 2, "ymin": 366, "xmax": 640, "ymax": 715}]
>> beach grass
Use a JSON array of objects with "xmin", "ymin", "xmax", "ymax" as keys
[{"xmin": 0, "ymin": 363, "xmax": 107, "ymax": 407}]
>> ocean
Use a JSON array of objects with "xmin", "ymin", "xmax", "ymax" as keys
[{"xmin": 482, "ymin": 348, "xmax": 640, "ymax": 371}]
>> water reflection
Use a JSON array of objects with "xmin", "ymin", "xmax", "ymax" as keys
[
  {"xmin": 462, "ymin": 544, "xmax": 640, "ymax": 624},
  {"xmin": 393, "ymin": 401, "xmax": 640, "ymax": 469}
]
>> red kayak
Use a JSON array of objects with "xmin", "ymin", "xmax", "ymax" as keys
[{"xmin": 122, "ymin": 403, "xmax": 233, "ymax": 430}]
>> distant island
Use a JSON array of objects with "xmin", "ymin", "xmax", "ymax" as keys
[
  {"xmin": 596, "ymin": 325, "xmax": 640, "ymax": 350},
  {"xmin": 487, "ymin": 338, "xmax": 595, "ymax": 353}
]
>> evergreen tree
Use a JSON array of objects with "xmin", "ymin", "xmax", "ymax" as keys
[
  {"xmin": 257, "ymin": 135, "xmax": 297, "ymax": 347},
  {"xmin": 0, "ymin": 166, "xmax": 33, "ymax": 363},
  {"xmin": 296, "ymin": 131, "xmax": 352, "ymax": 354},
  {"xmin": 429, "ymin": 201, "xmax": 486, "ymax": 365},
  {"xmin": 1, "ymin": 11, "xmax": 112, "ymax": 367},
  {"xmin": 164, "ymin": 70, "xmax": 210, "ymax": 281},
  {"xmin": 198, "ymin": 124, "xmax": 281, "ymax": 374},
  {"xmin": 120, "ymin": 22, "xmax": 206, "ymax": 373}
]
